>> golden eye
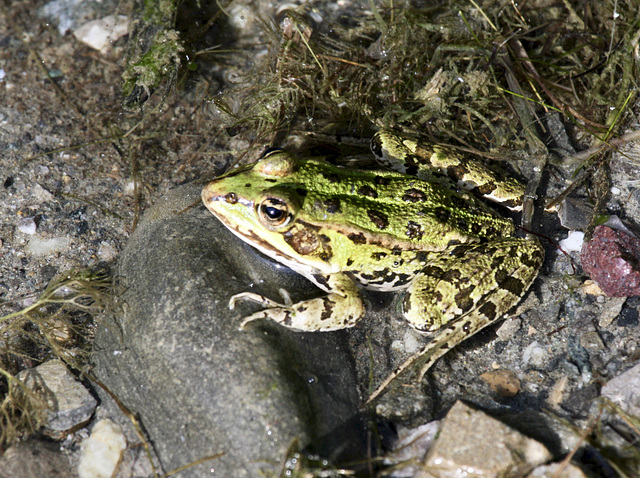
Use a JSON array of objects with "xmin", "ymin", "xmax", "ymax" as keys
[{"xmin": 258, "ymin": 198, "xmax": 291, "ymax": 228}]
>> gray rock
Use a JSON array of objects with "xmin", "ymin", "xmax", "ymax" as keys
[
  {"xmin": 0, "ymin": 440, "xmax": 75, "ymax": 478},
  {"xmin": 420, "ymin": 401, "xmax": 552, "ymax": 477},
  {"xmin": 91, "ymin": 184, "xmax": 365, "ymax": 477},
  {"xmin": 601, "ymin": 362, "xmax": 640, "ymax": 417},
  {"xmin": 18, "ymin": 359, "xmax": 97, "ymax": 432}
]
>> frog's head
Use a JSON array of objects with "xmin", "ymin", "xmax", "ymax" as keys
[
  {"xmin": 202, "ymin": 151, "xmax": 333, "ymax": 272},
  {"xmin": 202, "ymin": 150, "xmax": 302, "ymax": 230}
]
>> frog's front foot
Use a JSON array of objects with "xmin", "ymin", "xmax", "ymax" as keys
[{"xmin": 230, "ymin": 274, "xmax": 365, "ymax": 332}]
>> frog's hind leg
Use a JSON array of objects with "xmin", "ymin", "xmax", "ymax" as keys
[
  {"xmin": 404, "ymin": 237, "xmax": 543, "ymax": 333},
  {"xmin": 364, "ymin": 237, "xmax": 543, "ymax": 405},
  {"xmin": 231, "ymin": 272, "xmax": 365, "ymax": 332}
]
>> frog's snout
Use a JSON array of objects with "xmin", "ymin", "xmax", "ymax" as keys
[{"xmin": 201, "ymin": 183, "xmax": 218, "ymax": 204}]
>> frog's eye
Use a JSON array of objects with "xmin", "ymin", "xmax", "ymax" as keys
[{"xmin": 258, "ymin": 198, "xmax": 292, "ymax": 228}]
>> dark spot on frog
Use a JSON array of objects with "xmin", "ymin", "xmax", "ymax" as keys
[
  {"xmin": 358, "ymin": 185, "xmax": 378, "ymax": 198},
  {"xmin": 323, "ymin": 198, "xmax": 341, "ymax": 214},
  {"xmin": 368, "ymin": 210, "xmax": 389, "ymax": 230},
  {"xmin": 322, "ymin": 172, "xmax": 341, "ymax": 183},
  {"xmin": 478, "ymin": 301, "xmax": 497, "ymax": 320},
  {"xmin": 313, "ymin": 274, "xmax": 330, "ymax": 289},
  {"xmin": 347, "ymin": 232, "xmax": 367, "ymax": 244},
  {"xmin": 371, "ymin": 252, "xmax": 387, "ymax": 261},
  {"xmin": 370, "ymin": 137, "xmax": 382, "ymax": 157},
  {"xmin": 284, "ymin": 227, "xmax": 319, "ymax": 255},
  {"xmin": 476, "ymin": 182, "xmax": 497, "ymax": 196},
  {"xmin": 446, "ymin": 165, "xmax": 467, "ymax": 182},
  {"xmin": 500, "ymin": 277, "xmax": 525, "ymax": 296},
  {"xmin": 422, "ymin": 265, "xmax": 445, "ymax": 278},
  {"xmin": 244, "ymin": 183, "xmax": 251, "ymax": 188},
  {"xmin": 346, "ymin": 258, "xmax": 354, "ymax": 267},
  {"xmin": 402, "ymin": 188, "xmax": 428, "ymax": 202},
  {"xmin": 443, "ymin": 269, "xmax": 463, "ymax": 282},
  {"xmin": 434, "ymin": 207, "xmax": 450, "ymax": 221},
  {"xmin": 296, "ymin": 187, "xmax": 308, "ymax": 197},
  {"xmin": 374, "ymin": 175, "xmax": 391, "ymax": 186},
  {"xmin": 265, "ymin": 178, "xmax": 278, "ymax": 183},
  {"xmin": 320, "ymin": 298, "xmax": 336, "ymax": 321},
  {"xmin": 317, "ymin": 234, "xmax": 333, "ymax": 261},
  {"xmin": 406, "ymin": 221, "xmax": 424, "ymax": 239}
]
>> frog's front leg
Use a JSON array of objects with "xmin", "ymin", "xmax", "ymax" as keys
[{"xmin": 230, "ymin": 272, "xmax": 365, "ymax": 332}]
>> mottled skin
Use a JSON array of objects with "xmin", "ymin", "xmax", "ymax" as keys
[{"xmin": 202, "ymin": 130, "xmax": 544, "ymax": 400}]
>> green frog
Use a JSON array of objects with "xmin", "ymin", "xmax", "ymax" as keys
[{"xmin": 202, "ymin": 130, "xmax": 544, "ymax": 399}]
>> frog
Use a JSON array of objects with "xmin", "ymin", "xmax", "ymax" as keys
[{"xmin": 202, "ymin": 129, "xmax": 544, "ymax": 400}]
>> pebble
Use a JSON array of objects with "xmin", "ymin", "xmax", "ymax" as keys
[
  {"xmin": 18, "ymin": 359, "xmax": 97, "ymax": 432},
  {"xmin": 419, "ymin": 401, "xmax": 551, "ymax": 477},
  {"xmin": 26, "ymin": 236, "xmax": 71, "ymax": 256},
  {"xmin": 581, "ymin": 225, "xmax": 640, "ymax": 296},
  {"xmin": 17, "ymin": 217, "xmax": 37, "ymax": 235},
  {"xmin": 73, "ymin": 15, "xmax": 129, "ymax": 53},
  {"xmin": 77, "ymin": 419, "xmax": 127, "ymax": 478}
]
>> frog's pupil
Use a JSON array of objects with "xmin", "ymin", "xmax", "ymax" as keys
[{"xmin": 264, "ymin": 205, "xmax": 283, "ymax": 219}]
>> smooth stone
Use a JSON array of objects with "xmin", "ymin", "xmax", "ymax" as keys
[{"xmin": 91, "ymin": 184, "xmax": 365, "ymax": 477}]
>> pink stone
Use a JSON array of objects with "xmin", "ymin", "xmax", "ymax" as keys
[{"xmin": 581, "ymin": 225, "xmax": 640, "ymax": 296}]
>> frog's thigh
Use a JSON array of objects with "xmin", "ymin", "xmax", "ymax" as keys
[
  {"xmin": 404, "ymin": 238, "xmax": 543, "ymax": 332},
  {"xmin": 241, "ymin": 273, "xmax": 365, "ymax": 332}
]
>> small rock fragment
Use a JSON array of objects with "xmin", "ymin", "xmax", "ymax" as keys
[
  {"xmin": 523, "ymin": 341, "xmax": 549, "ymax": 368},
  {"xmin": 601, "ymin": 362, "xmax": 640, "ymax": 417},
  {"xmin": 73, "ymin": 15, "xmax": 129, "ymax": 53},
  {"xmin": 581, "ymin": 225, "xmax": 640, "ymax": 296},
  {"xmin": 558, "ymin": 230, "xmax": 584, "ymax": 253},
  {"xmin": 420, "ymin": 401, "xmax": 551, "ymax": 477},
  {"xmin": 18, "ymin": 359, "xmax": 97, "ymax": 432},
  {"xmin": 26, "ymin": 236, "xmax": 71, "ymax": 256},
  {"xmin": 527, "ymin": 462, "xmax": 589, "ymax": 477},
  {"xmin": 480, "ymin": 369, "xmax": 521, "ymax": 397},
  {"xmin": 0, "ymin": 440, "xmax": 74, "ymax": 478},
  {"xmin": 97, "ymin": 242, "xmax": 117, "ymax": 261},
  {"xmin": 17, "ymin": 217, "xmax": 37, "ymax": 235},
  {"xmin": 77, "ymin": 419, "xmax": 127, "ymax": 478},
  {"xmin": 383, "ymin": 421, "xmax": 440, "ymax": 477},
  {"xmin": 32, "ymin": 183, "xmax": 54, "ymax": 202}
]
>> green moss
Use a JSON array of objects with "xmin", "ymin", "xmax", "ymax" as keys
[{"xmin": 122, "ymin": 29, "xmax": 185, "ymax": 100}]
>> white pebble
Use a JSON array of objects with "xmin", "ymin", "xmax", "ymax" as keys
[
  {"xmin": 522, "ymin": 341, "xmax": 549, "ymax": 368},
  {"xmin": 78, "ymin": 419, "xmax": 127, "ymax": 478},
  {"xmin": 97, "ymin": 242, "xmax": 117, "ymax": 261},
  {"xmin": 26, "ymin": 236, "xmax": 70, "ymax": 255},
  {"xmin": 73, "ymin": 15, "xmax": 129, "ymax": 53},
  {"xmin": 17, "ymin": 217, "xmax": 37, "ymax": 235},
  {"xmin": 558, "ymin": 230, "xmax": 584, "ymax": 253}
]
